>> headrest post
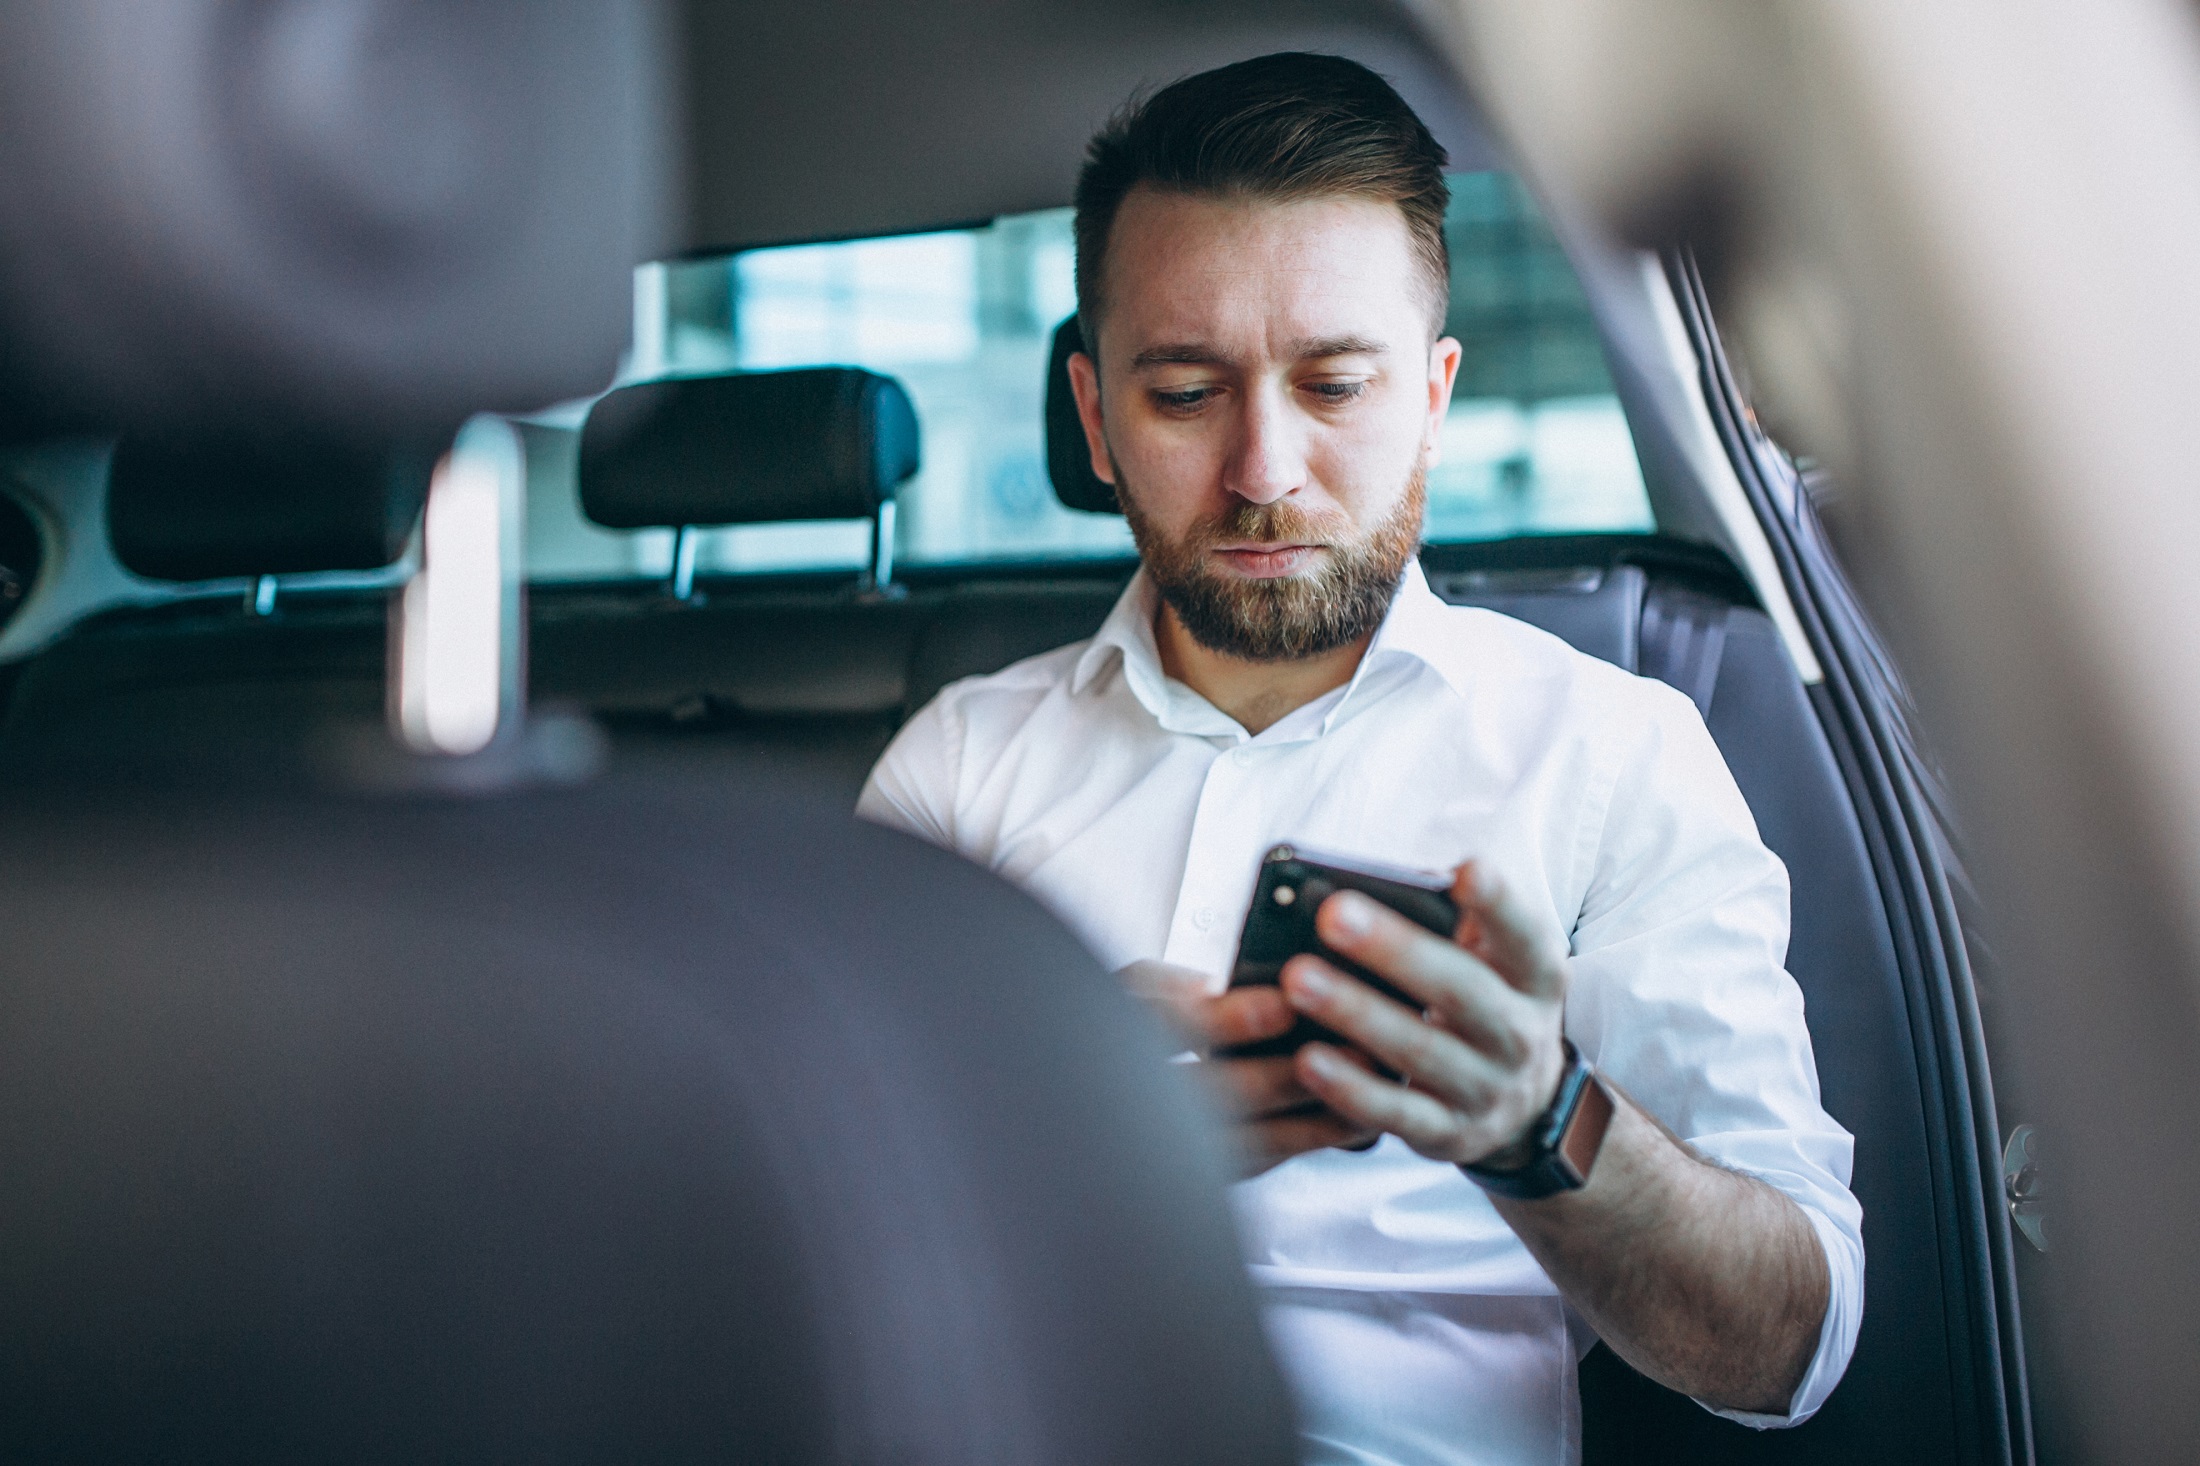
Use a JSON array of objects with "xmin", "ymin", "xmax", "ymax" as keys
[
  {"xmin": 867, "ymin": 501, "xmax": 897, "ymax": 592},
  {"xmin": 248, "ymin": 575, "xmax": 278, "ymax": 617},
  {"xmin": 669, "ymin": 525, "xmax": 700, "ymax": 601}
]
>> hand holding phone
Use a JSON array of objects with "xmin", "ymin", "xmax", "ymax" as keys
[{"xmin": 1217, "ymin": 844, "xmax": 1459, "ymax": 1060}]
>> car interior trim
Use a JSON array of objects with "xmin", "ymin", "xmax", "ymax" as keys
[{"xmin": 1639, "ymin": 254, "xmax": 1825, "ymax": 685}]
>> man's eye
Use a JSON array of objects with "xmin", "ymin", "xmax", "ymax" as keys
[
  {"xmin": 1305, "ymin": 381, "xmax": 1369, "ymax": 404},
  {"xmin": 1153, "ymin": 387, "xmax": 1217, "ymax": 412}
]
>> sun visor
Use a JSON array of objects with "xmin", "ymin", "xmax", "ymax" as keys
[{"xmin": 579, "ymin": 369, "xmax": 920, "ymax": 529}]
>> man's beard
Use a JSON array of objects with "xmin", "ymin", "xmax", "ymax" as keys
[{"xmin": 1117, "ymin": 463, "xmax": 1427, "ymax": 662}]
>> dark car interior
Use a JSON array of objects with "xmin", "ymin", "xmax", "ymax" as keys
[
  {"xmin": 1, "ymin": 321, "xmax": 1982, "ymax": 1466},
  {"xmin": 0, "ymin": 3, "xmax": 2030, "ymax": 1463}
]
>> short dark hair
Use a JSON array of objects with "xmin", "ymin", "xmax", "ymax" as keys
[{"xmin": 1073, "ymin": 53, "xmax": 1451, "ymax": 352}]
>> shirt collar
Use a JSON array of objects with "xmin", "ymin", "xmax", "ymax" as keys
[
  {"xmin": 1071, "ymin": 558, "xmax": 1464, "ymax": 741},
  {"xmin": 1357, "ymin": 558, "xmax": 1468, "ymax": 697},
  {"xmin": 1072, "ymin": 568, "xmax": 1162, "ymax": 699},
  {"xmin": 1072, "ymin": 571, "xmax": 1241, "ymax": 738}
]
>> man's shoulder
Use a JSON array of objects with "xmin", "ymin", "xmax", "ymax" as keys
[
  {"xmin": 1408, "ymin": 597, "xmax": 1696, "ymax": 727},
  {"xmin": 861, "ymin": 636, "xmax": 1104, "ymax": 844},
  {"xmin": 911, "ymin": 636, "xmax": 1098, "ymax": 728}
]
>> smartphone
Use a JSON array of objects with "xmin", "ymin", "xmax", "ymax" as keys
[{"xmin": 1216, "ymin": 844, "xmax": 1460, "ymax": 1060}]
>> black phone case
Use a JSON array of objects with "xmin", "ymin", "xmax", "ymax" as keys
[{"xmin": 1217, "ymin": 845, "xmax": 1459, "ymax": 1059}]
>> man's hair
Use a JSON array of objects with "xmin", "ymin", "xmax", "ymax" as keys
[{"xmin": 1073, "ymin": 52, "xmax": 1451, "ymax": 351}]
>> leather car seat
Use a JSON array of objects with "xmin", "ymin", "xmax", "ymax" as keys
[
  {"xmin": 0, "ymin": 768, "xmax": 1299, "ymax": 1464},
  {"xmin": 0, "ymin": 432, "xmax": 426, "ymax": 780}
]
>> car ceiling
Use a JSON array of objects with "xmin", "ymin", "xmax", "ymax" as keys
[{"xmin": 673, "ymin": 0, "xmax": 1497, "ymax": 252}]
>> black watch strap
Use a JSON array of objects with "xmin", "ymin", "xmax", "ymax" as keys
[{"xmin": 1460, "ymin": 1040, "xmax": 1614, "ymax": 1200}]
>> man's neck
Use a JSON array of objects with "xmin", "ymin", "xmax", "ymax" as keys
[{"xmin": 1153, "ymin": 602, "xmax": 1371, "ymax": 736}]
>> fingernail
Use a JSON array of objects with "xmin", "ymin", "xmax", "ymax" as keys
[
  {"xmin": 1302, "ymin": 1045, "xmax": 1342, "ymax": 1078},
  {"xmin": 1326, "ymin": 891, "xmax": 1373, "ymax": 936},
  {"xmin": 1288, "ymin": 961, "xmax": 1334, "ymax": 997}
]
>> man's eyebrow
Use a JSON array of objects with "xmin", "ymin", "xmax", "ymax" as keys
[
  {"xmin": 1128, "ymin": 342, "xmax": 1231, "ymax": 369},
  {"xmin": 1292, "ymin": 335, "xmax": 1388, "ymax": 359},
  {"xmin": 1125, "ymin": 336, "xmax": 1390, "ymax": 369}
]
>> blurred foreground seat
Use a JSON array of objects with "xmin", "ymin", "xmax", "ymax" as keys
[{"xmin": 0, "ymin": 769, "xmax": 1299, "ymax": 1463}]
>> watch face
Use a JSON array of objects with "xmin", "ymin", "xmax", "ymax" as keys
[
  {"xmin": 1556, "ymin": 1069, "xmax": 1615, "ymax": 1189},
  {"xmin": 1461, "ymin": 1046, "xmax": 1610, "ymax": 1200}
]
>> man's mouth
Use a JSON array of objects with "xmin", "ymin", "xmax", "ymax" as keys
[{"xmin": 1210, "ymin": 542, "xmax": 1325, "ymax": 579}]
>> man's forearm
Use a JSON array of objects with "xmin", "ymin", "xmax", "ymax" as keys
[
  {"xmin": 1491, "ymin": 1084, "xmax": 1829, "ymax": 1415},
  {"xmin": 1278, "ymin": 880, "xmax": 1834, "ymax": 1412}
]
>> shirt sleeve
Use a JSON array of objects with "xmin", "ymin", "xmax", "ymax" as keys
[
  {"xmin": 1563, "ymin": 678, "xmax": 1864, "ymax": 1429},
  {"xmin": 855, "ymin": 686, "xmax": 964, "ymax": 851}
]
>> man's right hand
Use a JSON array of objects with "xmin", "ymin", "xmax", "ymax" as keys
[{"xmin": 1119, "ymin": 960, "xmax": 1379, "ymax": 1178}]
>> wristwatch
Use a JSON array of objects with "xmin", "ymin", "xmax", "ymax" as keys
[{"xmin": 1460, "ymin": 1040, "xmax": 1614, "ymax": 1200}]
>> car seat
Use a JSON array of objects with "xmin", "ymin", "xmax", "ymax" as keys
[
  {"xmin": 0, "ymin": 431, "xmax": 425, "ymax": 779},
  {"xmin": 1036, "ymin": 314, "xmax": 1977, "ymax": 1464}
]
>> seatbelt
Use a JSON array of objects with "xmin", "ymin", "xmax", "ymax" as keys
[{"xmin": 1638, "ymin": 582, "xmax": 1730, "ymax": 719}]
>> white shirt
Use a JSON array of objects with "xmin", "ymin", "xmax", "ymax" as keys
[{"xmin": 859, "ymin": 561, "xmax": 1863, "ymax": 1466}]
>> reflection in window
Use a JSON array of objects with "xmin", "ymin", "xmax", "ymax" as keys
[{"xmin": 534, "ymin": 172, "xmax": 1651, "ymax": 580}]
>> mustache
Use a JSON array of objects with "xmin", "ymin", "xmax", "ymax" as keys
[{"xmin": 1184, "ymin": 500, "xmax": 1355, "ymax": 548}]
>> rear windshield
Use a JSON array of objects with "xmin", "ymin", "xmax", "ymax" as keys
[{"xmin": 525, "ymin": 171, "xmax": 1650, "ymax": 582}]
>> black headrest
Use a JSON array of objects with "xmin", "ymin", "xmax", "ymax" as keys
[
  {"xmin": 579, "ymin": 369, "xmax": 919, "ymax": 530},
  {"xmin": 107, "ymin": 432, "xmax": 433, "ymax": 582},
  {"xmin": 1046, "ymin": 317, "xmax": 1120, "ymax": 515}
]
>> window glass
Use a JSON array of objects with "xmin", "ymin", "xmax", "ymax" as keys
[
  {"xmin": 525, "ymin": 173, "xmax": 1649, "ymax": 581},
  {"xmin": 1429, "ymin": 172, "xmax": 1651, "ymax": 540},
  {"xmin": 721, "ymin": 210, "xmax": 1129, "ymax": 568}
]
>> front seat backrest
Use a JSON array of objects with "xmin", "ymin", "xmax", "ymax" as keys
[
  {"xmin": 0, "ymin": 433, "xmax": 431, "ymax": 777},
  {"xmin": 0, "ymin": 771, "xmax": 1302, "ymax": 1464},
  {"xmin": 534, "ymin": 367, "xmax": 929, "ymax": 780}
]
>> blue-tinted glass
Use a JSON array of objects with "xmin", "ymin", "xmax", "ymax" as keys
[{"xmin": 1426, "ymin": 173, "xmax": 1651, "ymax": 540}]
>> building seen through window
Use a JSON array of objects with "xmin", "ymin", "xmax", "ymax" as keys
[{"xmin": 524, "ymin": 174, "xmax": 1651, "ymax": 581}]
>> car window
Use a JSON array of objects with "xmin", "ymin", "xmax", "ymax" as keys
[
  {"xmin": 1432, "ymin": 173, "xmax": 1650, "ymax": 542},
  {"xmin": 524, "ymin": 172, "xmax": 1650, "ymax": 582}
]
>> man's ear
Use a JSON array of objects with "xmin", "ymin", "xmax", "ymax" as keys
[
  {"xmin": 1066, "ymin": 350, "xmax": 1118, "ymax": 487},
  {"xmin": 1424, "ymin": 335, "xmax": 1464, "ymax": 464}
]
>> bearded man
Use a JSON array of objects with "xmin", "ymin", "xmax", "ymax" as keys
[{"xmin": 859, "ymin": 52, "xmax": 1861, "ymax": 1466}]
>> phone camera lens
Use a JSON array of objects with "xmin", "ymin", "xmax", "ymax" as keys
[{"xmin": 1274, "ymin": 885, "xmax": 1297, "ymax": 906}]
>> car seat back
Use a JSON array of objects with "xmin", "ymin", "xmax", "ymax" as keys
[{"xmin": 1040, "ymin": 317, "xmax": 1969, "ymax": 1462}]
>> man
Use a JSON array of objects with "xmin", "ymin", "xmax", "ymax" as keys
[{"xmin": 860, "ymin": 52, "xmax": 1860, "ymax": 1466}]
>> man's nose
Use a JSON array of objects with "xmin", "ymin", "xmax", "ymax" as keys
[{"xmin": 1222, "ymin": 380, "xmax": 1308, "ymax": 506}]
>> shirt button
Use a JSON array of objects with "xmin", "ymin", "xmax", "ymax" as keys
[
  {"xmin": 1230, "ymin": 747, "xmax": 1254, "ymax": 767},
  {"xmin": 1192, "ymin": 906, "xmax": 1217, "ymax": 931}
]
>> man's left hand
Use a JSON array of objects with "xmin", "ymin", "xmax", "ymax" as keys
[{"xmin": 1282, "ymin": 860, "xmax": 1568, "ymax": 1167}]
